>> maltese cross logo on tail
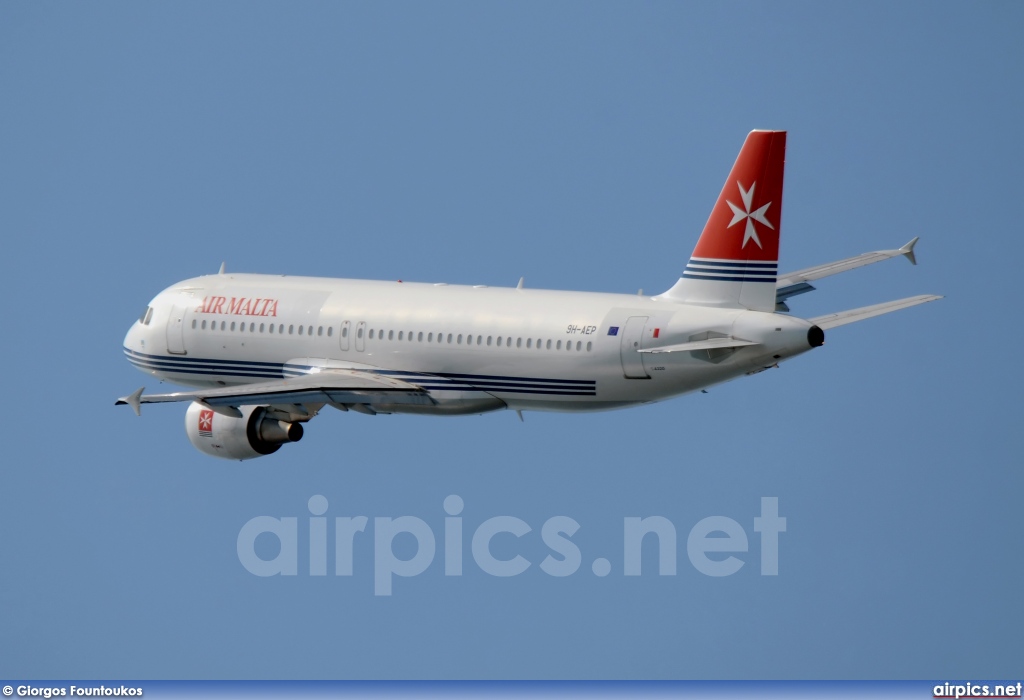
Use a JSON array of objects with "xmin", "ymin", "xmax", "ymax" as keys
[
  {"xmin": 686, "ymin": 130, "xmax": 785, "ymax": 264},
  {"xmin": 726, "ymin": 181, "xmax": 773, "ymax": 249}
]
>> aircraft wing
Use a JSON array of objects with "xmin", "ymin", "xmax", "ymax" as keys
[
  {"xmin": 808, "ymin": 294, "xmax": 942, "ymax": 330},
  {"xmin": 116, "ymin": 369, "xmax": 433, "ymax": 416},
  {"xmin": 776, "ymin": 237, "xmax": 919, "ymax": 306}
]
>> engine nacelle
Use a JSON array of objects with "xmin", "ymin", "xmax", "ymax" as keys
[{"xmin": 185, "ymin": 402, "xmax": 303, "ymax": 461}]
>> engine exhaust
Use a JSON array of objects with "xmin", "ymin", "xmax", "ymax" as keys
[{"xmin": 808, "ymin": 325, "xmax": 825, "ymax": 347}]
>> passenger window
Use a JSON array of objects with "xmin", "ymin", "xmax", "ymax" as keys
[
  {"xmin": 457, "ymin": 334, "xmax": 463, "ymax": 344},
  {"xmin": 487, "ymin": 336, "xmax": 493, "ymax": 346},
  {"xmin": 576, "ymin": 341, "xmax": 581, "ymax": 351},
  {"xmin": 308, "ymin": 326, "xmax": 313, "ymax": 336},
  {"xmin": 586, "ymin": 342, "xmax": 592, "ymax": 351},
  {"xmin": 428, "ymin": 332, "xmax": 433, "ymax": 342},
  {"xmin": 526, "ymin": 338, "xmax": 532, "ymax": 348},
  {"xmin": 546, "ymin": 339, "xmax": 552, "ymax": 350},
  {"xmin": 399, "ymin": 331, "xmax": 404, "ymax": 340},
  {"xmin": 231, "ymin": 322, "xmax": 236, "ymax": 331},
  {"xmin": 269, "ymin": 324, "xmax": 274, "ymax": 334},
  {"xmin": 318, "ymin": 326, "xmax": 323, "ymax": 336},
  {"xmin": 279, "ymin": 324, "xmax": 284, "ymax": 334},
  {"xmin": 417, "ymin": 332, "xmax": 423, "ymax": 342},
  {"xmin": 556, "ymin": 340, "xmax": 562, "ymax": 350},
  {"xmin": 497, "ymin": 337, "xmax": 503, "ymax": 347},
  {"xmin": 201, "ymin": 320, "xmax": 207, "ymax": 330},
  {"xmin": 477, "ymin": 335, "xmax": 483, "ymax": 345},
  {"xmin": 289, "ymin": 325, "xmax": 295, "ymax": 335},
  {"xmin": 191, "ymin": 320, "xmax": 197, "ymax": 329},
  {"xmin": 220, "ymin": 321, "xmax": 226, "ymax": 331},
  {"xmin": 388, "ymin": 330, "xmax": 394, "ymax": 340},
  {"xmin": 516, "ymin": 338, "xmax": 522, "ymax": 348},
  {"xmin": 357, "ymin": 327, "xmax": 364, "ymax": 339},
  {"xmin": 299, "ymin": 326, "xmax": 305, "ymax": 336},
  {"xmin": 328, "ymin": 327, "xmax": 333, "ymax": 337},
  {"xmin": 369, "ymin": 329, "xmax": 374, "ymax": 339},
  {"xmin": 447, "ymin": 333, "xmax": 452, "ymax": 344}
]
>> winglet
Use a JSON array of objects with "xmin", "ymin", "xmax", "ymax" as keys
[
  {"xmin": 516, "ymin": 277, "xmax": 524, "ymax": 290},
  {"xmin": 218, "ymin": 262, "xmax": 226, "ymax": 275},
  {"xmin": 899, "ymin": 237, "xmax": 919, "ymax": 266},
  {"xmin": 116, "ymin": 387, "xmax": 145, "ymax": 416}
]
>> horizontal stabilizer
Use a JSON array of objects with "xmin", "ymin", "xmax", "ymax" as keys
[
  {"xmin": 639, "ymin": 337, "xmax": 760, "ymax": 354},
  {"xmin": 808, "ymin": 294, "xmax": 942, "ymax": 330},
  {"xmin": 776, "ymin": 237, "xmax": 920, "ymax": 289}
]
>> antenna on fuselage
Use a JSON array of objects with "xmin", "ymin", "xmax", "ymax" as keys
[
  {"xmin": 218, "ymin": 262, "xmax": 226, "ymax": 275},
  {"xmin": 517, "ymin": 277, "xmax": 524, "ymax": 290}
]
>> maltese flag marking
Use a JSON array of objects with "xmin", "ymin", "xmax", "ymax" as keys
[
  {"xmin": 198, "ymin": 409, "xmax": 214, "ymax": 437},
  {"xmin": 688, "ymin": 130, "xmax": 786, "ymax": 265},
  {"xmin": 726, "ymin": 181, "xmax": 774, "ymax": 249}
]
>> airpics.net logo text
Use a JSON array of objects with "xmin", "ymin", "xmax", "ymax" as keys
[{"xmin": 237, "ymin": 496, "xmax": 787, "ymax": 596}]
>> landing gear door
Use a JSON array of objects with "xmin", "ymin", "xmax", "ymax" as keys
[{"xmin": 620, "ymin": 316, "xmax": 649, "ymax": 379}]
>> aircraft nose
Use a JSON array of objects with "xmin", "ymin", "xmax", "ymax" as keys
[
  {"xmin": 125, "ymin": 304, "xmax": 157, "ymax": 354},
  {"xmin": 123, "ymin": 322, "xmax": 141, "ymax": 351}
]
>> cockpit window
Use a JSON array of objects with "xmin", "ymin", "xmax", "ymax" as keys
[{"xmin": 139, "ymin": 306, "xmax": 154, "ymax": 325}]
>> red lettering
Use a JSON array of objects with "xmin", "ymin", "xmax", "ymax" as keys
[{"xmin": 194, "ymin": 295, "xmax": 278, "ymax": 315}]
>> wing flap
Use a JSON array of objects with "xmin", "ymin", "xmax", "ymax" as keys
[
  {"xmin": 809, "ymin": 294, "xmax": 942, "ymax": 330},
  {"xmin": 117, "ymin": 370, "xmax": 433, "ymax": 415}
]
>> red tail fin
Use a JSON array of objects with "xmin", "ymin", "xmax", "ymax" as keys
[{"xmin": 660, "ymin": 130, "xmax": 787, "ymax": 311}]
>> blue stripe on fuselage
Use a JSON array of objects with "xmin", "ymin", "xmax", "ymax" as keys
[{"xmin": 124, "ymin": 348, "xmax": 598, "ymax": 395}]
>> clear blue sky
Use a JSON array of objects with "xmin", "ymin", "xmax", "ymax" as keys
[{"xmin": 1, "ymin": 1, "xmax": 1020, "ymax": 680}]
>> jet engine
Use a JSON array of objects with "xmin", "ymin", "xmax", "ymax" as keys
[{"xmin": 185, "ymin": 401, "xmax": 303, "ymax": 461}]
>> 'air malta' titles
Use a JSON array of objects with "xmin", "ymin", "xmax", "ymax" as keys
[{"xmin": 196, "ymin": 296, "xmax": 279, "ymax": 317}]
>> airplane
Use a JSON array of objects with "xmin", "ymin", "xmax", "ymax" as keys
[{"xmin": 117, "ymin": 130, "xmax": 941, "ymax": 460}]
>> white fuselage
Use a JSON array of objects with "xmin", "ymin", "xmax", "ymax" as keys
[{"xmin": 123, "ymin": 273, "xmax": 817, "ymax": 415}]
